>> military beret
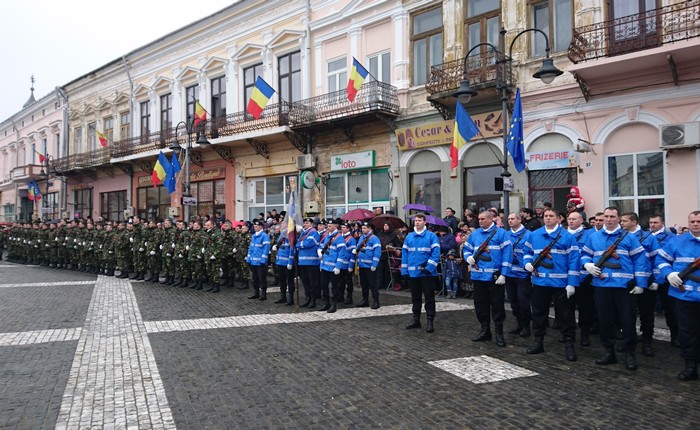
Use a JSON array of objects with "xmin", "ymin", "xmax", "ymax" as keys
[
  {"xmin": 252, "ymin": 219, "xmax": 264, "ymax": 226},
  {"xmin": 318, "ymin": 218, "xmax": 327, "ymax": 225},
  {"xmin": 361, "ymin": 221, "xmax": 372, "ymax": 227},
  {"xmin": 327, "ymin": 218, "xmax": 338, "ymax": 225},
  {"xmin": 303, "ymin": 217, "xmax": 315, "ymax": 223}
]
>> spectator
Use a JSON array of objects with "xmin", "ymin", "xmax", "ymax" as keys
[
  {"xmin": 520, "ymin": 208, "xmax": 541, "ymax": 232},
  {"xmin": 444, "ymin": 249, "xmax": 462, "ymax": 299},
  {"xmin": 464, "ymin": 208, "xmax": 479, "ymax": 229},
  {"xmin": 443, "ymin": 207, "xmax": 459, "ymax": 233},
  {"xmin": 534, "ymin": 202, "xmax": 545, "ymax": 220},
  {"xmin": 438, "ymin": 227, "xmax": 458, "ymax": 255}
]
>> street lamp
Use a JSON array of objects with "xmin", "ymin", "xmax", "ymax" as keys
[
  {"xmin": 453, "ymin": 27, "xmax": 563, "ymax": 216},
  {"xmin": 169, "ymin": 114, "xmax": 210, "ymax": 222},
  {"xmin": 38, "ymin": 156, "xmax": 58, "ymax": 221}
]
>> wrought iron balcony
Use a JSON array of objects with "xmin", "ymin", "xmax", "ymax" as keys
[
  {"xmin": 426, "ymin": 52, "xmax": 511, "ymax": 97},
  {"xmin": 205, "ymin": 102, "xmax": 292, "ymax": 139},
  {"xmin": 568, "ymin": 0, "xmax": 700, "ymax": 64},
  {"xmin": 110, "ymin": 129, "xmax": 175, "ymax": 159},
  {"xmin": 53, "ymin": 147, "xmax": 111, "ymax": 174}
]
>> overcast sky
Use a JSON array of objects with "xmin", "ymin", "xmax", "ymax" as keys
[{"xmin": 0, "ymin": 0, "xmax": 236, "ymax": 122}]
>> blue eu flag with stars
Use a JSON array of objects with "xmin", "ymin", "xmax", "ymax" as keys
[{"xmin": 506, "ymin": 88, "xmax": 526, "ymax": 173}]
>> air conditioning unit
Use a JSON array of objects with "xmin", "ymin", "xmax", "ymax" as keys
[
  {"xmin": 123, "ymin": 207, "xmax": 134, "ymax": 218},
  {"xmin": 304, "ymin": 201, "xmax": 320, "ymax": 215},
  {"xmin": 296, "ymin": 154, "xmax": 315, "ymax": 170},
  {"xmin": 167, "ymin": 207, "xmax": 180, "ymax": 217},
  {"xmin": 659, "ymin": 122, "xmax": 700, "ymax": 150}
]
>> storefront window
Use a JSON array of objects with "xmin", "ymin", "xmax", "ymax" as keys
[
  {"xmin": 137, "ymin": 186, "xmax": 169, "ymax": 221},
  {"xmin": 43, "ymin": 192, "xmax": 59, "ymax": 221},
  {"xmin": 191, "ymin": 179, "xmax": 225, "ymax": 219},
  {"xmin": 607, "ymin": 152, "xmax": 665, "ymax": 227},
  {"xmin": 326, "ymin": 168, "xmax": 390, "ymax": 218},
  {"xmin": 464, "ymin": 164, "xmax": 502, "ymax": 213},
  {"xmin": 74, "ymin": 189, "xmax": 92, "ymax": 219},
  {"xmin": 410, "ymin": 171, "xmax": 441, "ymax": 211},
  {"xmin": 248, "ymin": 176, "xmax": 297, "ymax": 220},
  {"xmin": 528, "ymin": 168, "xmax": 577, "ymax": 213},
  {"xmin": 2, "ymin": 204, "xmax": 14, "ymax": 223},
  {"xmin": 100, "ymin": 191, "xmax": 127, "ymax": 222}
]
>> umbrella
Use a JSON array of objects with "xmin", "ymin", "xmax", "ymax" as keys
[
  {"xmin": 410, "ymin": 214, "xmax": 448, "ymax": 228},
  {"xmin": 369, "ymin": 214, "xmax": 407, "ymax": 231},
  {"xmin": 403, "ymin": 203, "xmax": 434, "ymax": 214},
  {"xmin": 341, "ymin": 208, "xmax": 375, "ymax": 221}
]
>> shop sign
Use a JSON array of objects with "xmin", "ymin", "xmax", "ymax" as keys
[
  {"xmin": 182, "ymin": 196, "xmax": 198, "ymax": 206},
  {"xmin": 395, "ymin": 111, "xmax": 503, "ymax": 151},
  {"xmin": 526, "ymin": 150, "xmax": 579, "ymax": 171},
  {"xmin": 70, "ymin": 183, "xmax": 92, "ymax": 191},
  {"xmin": 330, "ymin": 151, "xmax": 375, "ymax": 171},
  {"xmin": 137, "ymin": 167, "xmax": 225, "ymax": 187}
]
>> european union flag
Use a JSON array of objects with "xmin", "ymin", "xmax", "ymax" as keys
[
  {"xmin": 166, "ymin": 152, "xmax": 181, "ymax": 194},
  {"xmin": 506, "ymin": 88, "xmax": 526, "ymax": 173}
]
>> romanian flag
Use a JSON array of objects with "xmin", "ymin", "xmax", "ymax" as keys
[
  {"xmin": 450, "ymin": 103, "xmax": 480, "ymax": 169},
  {"xmin": 347, "ymin": 57, "xmax": 369, "ymax": 102},
  {"xmin": 27, "ymin": 179, "xmax": 42, "ymax": 201},
  {"xmin": 194, "ymin": 100, "xmax": 207, "ymax": 126},
  {"xmin": 97, "ymin": 130, "xmax": 107, "ymax": 148},
  {"xmin": 287, "ymin": 187, "xmax": 298, "ymax": 249},
  {"xmin": 151, "ymin": 151, "xmax": 170, "ymax": 188},
  {"xmin": 246, "ymin": 76, "xmax": 276, "ymax": 120},
  {"xmin": 33, "ymin": 149, "xmax": 46, "ymax": 163}
]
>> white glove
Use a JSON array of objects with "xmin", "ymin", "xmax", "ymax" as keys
[
  {"xmin": 73, "ymin": 239, "xmax": 77, "ymax": 243},
  {"xmin": 139, "ymin": 247, "xmax": 144, "ymax": 252},
  {"xmin": 232, "ymin": 248, "xmax": 237, "ymax": 254},
  {"xmin": 90, "ymin": 241, "xmax": 93, "ymax": 246},
  {"xmin": 272, "ymin": 245, "xmax": 278, "ymax": 252},
  {"xmin": 317, "ymin": 249, "xmax": 323, "ymax": 258},
  {"xmin": 149, "ymin": 251, "xmax": 155, "ymax": 256},
  {"xmin": 82, "ymin": 242, "xmax": 86, "ymax": 246},
  {"xmin": 629, "ymin": 286, "xmax": 644, "ymax": 295},
  {"xmin": 144, "ymin": 241, "xmax": 148, "ymax": 247},
  {"xmin": 565, "ymin": 285, "xmax": 576, "ymax": 298},
  {"xmin": 649, "ymin": 282, "xmax": 658, "ymax": 291},
  {"xmin": 466, "ymin": 256, "xmax": 476, "ymax": 266},
  {"xmin": 333, "ymin": 268, "xmax": 340, "ymax": 275},
  {"xmin": 108, "ymin": 251, "xmax": 113, "ymax": 254},
  {"xmin": 129, "ymin": 237, "xmax": 134, "ymax": 243},
  {"xmin": 584, "ymin": 263, "xmax": 601, "ymax": 277},
  {"xmin": 99, "ymin": 245, "xmax": 103, "ymax": 249},
  {"xmin": 287, "ymin": 264, "xmax": 293, "ymax": 270},
  {"xmin": 171, "ymin": 243, "xmax": 175, "ymax": 249},
  {"xmin": 65, "ymin": 236, "xmax": 68, "ymax": 241},
  {"xmin": 667, "ymin": 272, "xmax": 683, "ymax": 288},
  {"xmin": 495, "ymin": 275, "xmax": 506, "ymax": 285},
  {"xmin": 370, "ymin": 266, "xmax": 376, "ymax": 272},
  {"xmin": 178, "ymin": 253, "xmax": 183, "ymax": 258},
  {"xmin": 55, "ymin": 237, "xmax": 58, "ymax": 242},
  {"xmin": 186, "ymin": 245, "xmax": 190, "ymax": 251},
  {"xmin": 524, "ymin": 263, "xmax": 534, "ymax": 273},
  {"xmin": 210, "ymin": 255, "xmax": 216, "ymax": 260},
  {"xmin": 201, "ymin": 247, "xmax": 205, "ymax": 254},
  {"xmin": 348, "ymin": 267, "xmax": 354, "ymax": 273},
  {"xmin": 159, "ymin": 244, "xmax": 163, "ymax": 250},
  {"xmin": 351, "ymin": 249, "xmax": 357, "ymax": 255}
]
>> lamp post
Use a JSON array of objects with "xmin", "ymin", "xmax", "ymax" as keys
[
  {"xmin": 453, "ymin": 27, "xmax": 563, "ymax": 217},
  {"xmin": 169, "ymin": 114, "xmax": 210, "ymax": 222},
  {"xmin": 38, "ymin": 155, "xmax": 57, "ymax": 221}
]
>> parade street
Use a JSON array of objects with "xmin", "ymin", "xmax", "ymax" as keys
[{"xmin": 0, "ymin": 263, "xmax": 697, "ymax": 429}]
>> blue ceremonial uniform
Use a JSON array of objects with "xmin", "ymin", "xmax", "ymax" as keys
[
  {"xmin": 273, "ymin": 231, "xmax": 296, "ymax": 305},
  {"xmin": 295, "ymin": 227, "xmax": 321, "ymax": 306},
  {"xmin": 319, "ymin": 230, "xmax": 342, "ymax": 308},
  {"xmin": 631, "ymin": 227, "xmax": 660, "ymax": 345},
  {"xmin": 357, "ymin": 231, "xmax": 382, "ymax": 307},
  {"xmin": 652, "ymin": 228, "xmax": 679, "ymax": 346},
  {"xmin": 247, "ymin": 229, "xmax": 270, "ymax": 298},
  {"xmin": 569, "ymin": 227, "xmax": 596, "ymax": 338},
  {"xmin": 402, "ymin": 227, "xmax": 441, "ymax": 323},
  {"xmin": 504, "ymin": 226, "xmax": 533, "ymax": 334},
  {"xmin": 337, "ymin": 232, "xmax": 357, "ymax": 304}
]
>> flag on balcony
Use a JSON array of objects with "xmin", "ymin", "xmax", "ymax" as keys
[
  {"xmin": 27, "ymin": 179, "xmax": 42, "ymax": 201},
  {"xmin": 506, "ymin": 88, "xmax": 526, "ymax": 173},
  {"xmin": 347, "ymin": 57, "xmax": 369, "ymax": 102},
  {"xmin": 246, "ymin": 76, "xmax": 276, "ymax": 120},
  {"xmin": 33, "ymin": 148, "xmax": 46, "ymax": 163},
  {"xmin": 450, "ymin": 103, "xmax": 480, "ymax": 169},
  {"xmin": 286, "ymin": 186, "xmax": 299, "ymax": 249},
  {"xmin": 151, "ymin": 151, "xmax": 170, "ymax": 188},
  {"xmin": 166, "ymin": 152, "xmax": 181, "ymax": 194},
  {"xmin": 96, "ymin": 130, "xmax": 108, "ymax": 148},
  {"xmin": 194, "ymin": 100, "xmax": 207, "ymax": 126}
]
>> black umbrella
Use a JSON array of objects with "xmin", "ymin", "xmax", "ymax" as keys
[{"xmin": 369, "ymin": 214, "xmax": 407, "ymax": 231}]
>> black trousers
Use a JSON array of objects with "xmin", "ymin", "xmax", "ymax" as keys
[
  {"xmin": 359, "ymin": 267, "xmax": 379, "ymax": 301},
  {"xmin": 674, "ymin": 298, "xmax": 700, "ymax": 361},
  {"xmin": 596, "ymin": 287, "xmax": 637, "ymax": 351},
  {"xmin": 575, "ymin": 282, "xmax": 596, "ymax": 331},
  {"xmin": 338, "ymin": 269, "xmax": 354, "ymax": 299},
  {"xmin": 275, "ymin": 264, "xmax": 295, "ymax": 296},
  {"xmin": 319, "ymin": 269, "xmax": 340, "ymax": 301},
  {"xmin": 658, "ymin": 283, "xmax": 679, "ymax": 338},
  {"xmin": 505, "ymin": 276, "xmax": 532, "ymax": 324},
  {"xmin": 532, "ymin": 285, "xmax": 576, "ymax": 340},
  {"xmin": 376, "ymin": 255, "xmax": 391, "ymax": 289},
  {"xmin": 636, "ymin": 288, "xmax": 656, "ymax": 340},
  {"xmin": 409, "ymin": 276, "xmax": 437, "ymax": 318},
  {"xmin": 298, "ymin": 265, "xmax": 320, "ymax": 299},
  {"xmin": 251, "ymin": 264, "xmax": 268, "ymax": 293},
  {"xmin": 473, "ymin": 280, "xmax": 505, "ymax": 325}
]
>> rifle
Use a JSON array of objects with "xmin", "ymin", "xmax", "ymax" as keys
[
  {"xmin": 471, "ymin": 228, "xmax": 498, "ymax": 271},
  {"xmin": 530, "ymin": 230, "xmax": 562, "ymax": 277},
  {"xmin": 582, "ymin": 231, "xmax": 628, "ymax": 286},
  {"xmin": 676, "ymin": 255, "xmax": 700, "ymax": 293}
]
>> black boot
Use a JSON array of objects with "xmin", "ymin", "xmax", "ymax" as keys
[
  {"xmin": 641, "ymin": 339, "xmax": 654, "ymax": 357},
  {"xmin": 236, "ymin": 280, "xmax": 250, "ymax": 290},
  {"xmin": 129, "ymin": 271, "xmax": 138, "ymax": 280},
  {"xmin": 596, "ymin": 346, "xmax": 618, "ymax": 365},
  {"xmin": 371, "ymin": 298, "xmax": 380, "ymax": 309},
  {"xmin": 299, "ymin": 297, "xmax": 311, "ymax": 308},
  {"xmin": 625, "ymin": 351, "xmax": 637, "ymax": 371},
  {"xmin": 259, "ymin": 290, "xmax": 267, "ymax": 301},
  {"xmin": 356, "ymin": 298, "xmax": 369, "ymax": 308},
  {"xmin": 248, "ymin": 290, "xmax": 260, "ymax": 299},
  {"xmin": 678, "ymin": 360, "xmax": 699, "ymax": 381},
  {"xmin": 426, "ymin": 317, "xmax": 434, "ymax": 333},
  {"xmin": 580, "ymin": 329, "xmax": 591, "ymax": 347},
  {"xmin": 209, "ymin": 283, "xmax": 220, "ymax": 293},
  {"xmin": 285, "ymin": 295, "xmax": 294, "ymax": 306},
  {"xmin": 495, "ymin": 325, "xmax": 506, "ymax": 347},
  {"xmin": 144, "ymin": 271, "xmax": 153, "ymax": 282},
  {"xmin": 471, "ymin": 323, "xmax": 492, "ymax": 342},
  {"xmin": 318, "ymin": 298, "xmax": 330, "ymax": 311},
  {"xmin": 519, "ymin": 323, "xmax": 531, "ymax": 338},
  {"xmin": 308, "ymin": 298, "xmax": 317, "ymax": 309},
  {"xmin": 405, "ymin": 315, "xmax": 421, "ymax": 329},
  {"xmin": 159, "ymin": 275, "xmax": 169, "ymax": 284},
  {"xmin": 275, "ymin": 293, "xmax": 287, "ymax": 304},
  {"xmin": 136, "ymin": 272, "xmax": 145, "ymax": 281},
  {"xmin": 166, "ymin": 276, "xmax": 175, "ymax": 285},
  {"xmin": 508, "ymin": 324, "xmax": 523, "ymax": 335},
  {"xmin": 565, "ymin": 341, "xmax": 577, "ymax": 362},
  {"xmin": 195, "ymin": 279, "xmax": 204, "ymax": 290},
  {"xmin": 344, "ymin": 295, "xmax": 353, "ymax": 305},
  {"xmin": 526, "ymin": 336, "xmax": 545, "ymax": 354},
  {"xmin": 327, "ymin": 300, "xmax": 337, "ymax": 313}
]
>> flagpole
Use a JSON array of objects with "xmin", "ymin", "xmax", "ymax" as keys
[{"xmin": 352, "ymin": 57, "xmax": 380, "ymax": 83}]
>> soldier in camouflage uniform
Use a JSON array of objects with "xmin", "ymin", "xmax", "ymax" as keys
[
  {"xmin": 93, "ymin": 222, "xmax": 105, "ymax": 274},
  {"xmin": 38, "ymin": 221, "xmax": 50, "ymax": 266},
  {"xmin": 218, "ymin": 220, "xmax": 236, "ymax": 288},
  {"xmin": 130, "ymin": 217, "xmax": 147, "ymax": 280},
  {"xmin": 116, "ymin": 221, "xmax": 134, "ymax": 278},
  {"xmin": 144, "ymin": 219, "xmax": 163, "ymax": 282},
  {"xmin": 101, "ymin": 223, "xmax": 117, "ymax": 276},
  {"xmin": 83, "ymin": 221, "xmax": 98, "ymax": 273},
  {"xmin": 187, "ymin": 220, "xmax": 207, "ymax": 290},
  {"xmin": 159, "ymin": 219, "xmax": 178, "ymax": 285},
  {"xmin": 48, "ymin": 221, "xmax": 61, "ymax": 268},
  {"xmin": 203, "ymin": 219, "xmax": 223, "ymax": 293},
  {"xmin": 0, "ymin": 226, "xmax": 6, "ymax": 261},
  {"xmin": 233, "ymin": 224, "xmax": 251, "ymax": 289},
  {"xmin": 173, "ymin": 220, "xmax": 192, "ymax": 287}
]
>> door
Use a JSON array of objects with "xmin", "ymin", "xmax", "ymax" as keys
[
  {"xmin": 528, "ymin": 168, "xmax": 578, "ymax": 214},
  {"xmin": 608, "ymin": 0, "xmax": 660, "ymax": 56}
]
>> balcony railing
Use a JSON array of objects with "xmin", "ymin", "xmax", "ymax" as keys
[
  {"xmin": 203, "ymin": 102, "xmax": 293, "ymax": 140},
  {"xmin": 53, "ymin": 147, "xmax": 111, "ymax": 173},
  {"xmin": 110, "ymin": 129, "xmax": 175, "ymax": 159},
  {"xmin": 426, "ymin": 52, "xmax": 511, "ymax": 96},
  {"xmin": 568, "ymin": 0, "xmax": 700, "ymax": 64},
  {"xmin": 11, "ymin": 164, "xmax": 45, "ymax": 182}
]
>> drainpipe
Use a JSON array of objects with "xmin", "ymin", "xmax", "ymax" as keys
[
  {"xmin": 298, "ymin": 0, "xmax": 312, "ymax": 217},
  {"xmin": 9, "ymin": 118, "xmax": 20, "ymax": 221},
  {"xmin": 55, "ymin": 87, "xmax": 69, "ymax": 218},
  {"xmin": 122, "ymin": 55, "xmax": 136, "ymax": 214}
]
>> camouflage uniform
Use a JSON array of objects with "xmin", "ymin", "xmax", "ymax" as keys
[
  {"xmin": 187, "ymin": 222, "xmax": 207, "ymax": 289},
  {"xmin": 116, "ymin": 223, "xmax": 134, "ymax": 278},
  {"xmin": 159, "ymin": 220, "xmax": 178, "ymax": 285},
  {"xmin": 233, "ymin": 228, "xmax": 251, "ymax": 287},
  {"xmin": 174, "ymin": 222, "xmax": 192, "ymax": 286},
  {"xmin": 204, "ymin": 223, "xmax": 223, "ymax": 292},
  {"xmin": 131, "ymin": 221, "xmax": 147, "ymax": 280},
  {"xmin": 100, "ymin": 224, "xmax": 117, "ymax": 275},
  {"xmin": 218, "ymin": 223, "xmax": 236, "ymax": 287},
  {"xmin": 144, "ymin": 222, "xmax": 163, "ymax": 282}
]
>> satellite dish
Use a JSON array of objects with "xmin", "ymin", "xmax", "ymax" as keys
[{"xmin": 300, "ymin": 170, "xmax": 317, "ymax": 189}]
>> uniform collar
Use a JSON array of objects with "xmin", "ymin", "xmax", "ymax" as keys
[
  {"xmin": 481, "ymin": 223, "xmax": 495, "ymax": 233},
  {"xmin": 567, "ymin": 226, "xmax": 583, "ymax": 234},
  {"xmin": 510, "ymin": 225, "xmax": 524, "ymax": 234},
  {"xmin": 603, "ymin": 225, "xmax": 622, "ymax": 235},
  {"xmin": 413, "ymin": 227, "xmax": 427, "ymax": 235},
  {"xmin": 544, "ymin": 224, "xmax": 559, "ymax": 235}
]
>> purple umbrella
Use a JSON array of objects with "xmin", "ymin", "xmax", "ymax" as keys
[
  {"xmin": 403, "ymin": 203, "xmax": 435, "ymax": 214},
  {"xmin": 409, "ymin": 214, "xmax": 448, "ymax": 228}
]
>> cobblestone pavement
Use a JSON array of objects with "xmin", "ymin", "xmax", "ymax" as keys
[{"xmin": 0, "ymin": 262, "xmax": 698, "ymax": 429}]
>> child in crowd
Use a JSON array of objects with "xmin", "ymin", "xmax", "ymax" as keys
[{"xmin": 443, "ymin": 249, "xmax": 462, "ymax": 299}]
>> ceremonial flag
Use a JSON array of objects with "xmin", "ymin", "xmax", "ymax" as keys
[
  {"xmin": 27, "ymin": 179, "xmax": 42, "ymax": 201},
  {"xmin": 33, "ymin": 148, "xmax": 46, "ymax": 163},
  {"xmin": 287, "ymin": 187, "xmax": 299, "ymax": 249},
  {"xmin": 97, "ymin": 130, "xmax": 108, "ymax": 148},
  {"xmin": 151, "ymin": 151, "xmax": 170, "ymax": 188},
  {"xmin": 346, "ymin": 57, "xmax": 369, "ymax": 102},
  {"xmin": 246, "ymin": 76, "xmax": 276, "ymax": 119},
  {"xmin": 506, "ymin": 88, "xmax": 526, "ymax": 173},
  {"xmin": 166, "ymin": 152, "xmax": 181, "ymax": 194},
  {"xmin": 450, "ymin": 103, "xmax": 480, "ymax": 169},
  {"xmin": 193, "ymin": 100, "xmax": 207, "ymax": 126}
]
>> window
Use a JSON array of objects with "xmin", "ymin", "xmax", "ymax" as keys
[
  {"xmin": 140, "ymin": 101, "xmax": 150, "ymax": 137},
  {"xmin": 210, "ymin": 76, "xmax": 226, "ymax": 119},
  {"xmin": 88, "ymin": 123, "xmax": 96, "ymax": 151},
  {"xmin": 104, "ymin": 117, "xmax": 114, "ymax": 142},
  {"xmin": 609, "ymin": 0, "xmax": 659, "ymax": 54},
  {"xmin": 137, "ymin": 186, "xmax": 170, "ymax": 221},
  {"xmin": 465, "ymin": 0, "xmax": 500, "ymax": 59},
  {"xmin": 243, "ymin": 63, "xmax": 264, "ymax": 116},
  {"xmin": 100, "ymin": 190, "xmax": 127, "ymax": 222},
  {"xmin": 191, "ymin": 179, "xmax": 226, "ymax": 219},
  {"xmin": 3, "ymin": 204, "xmax": 15, "ymax": 223},
  {"xmin": 368, "ymin": 51, "xmax": 391, "ymax": 83},
  {"xmin": 74, "ymin": 189, "xmax": 93, "ymax": 219},
  {"xmin": 412, "ymin": 7, "xmax": 443, "ymax": 85},
  {"xmin": 325, "ymin": 168, "xmax": 391, "ymax": 219},
  {"xmin": 43, "ymin": 192, "xmax": 59, "ymax": 221},
  {"xmin": 530, "ymin": 0, "xmax": 572, "ymax": 56},
  {"xmin": 120, "ymin": 112, "xmax": 130, "ymax": 140},
  {"xmin": 607, "ymin": 152, "xmax": 665, "ymax": 226},
  {"xmin": 74, "ymin": 127, "xmax": 83, "ymax": 153},
  {"xmin": 327, "ymin": 58, "xmax": 347, "ymax": 93},
  {"xmin": 160, "ymin": 93, "xmax": 172, "ymax": 131},
  {"xmin": 528, "ymin": 168, "xmax": 577, "ymax": 213},
  {"xmin": 410, "ymin": 171, "xmax": 441, "ymax": 213},
  {"xmin": 185, "ymin": 85, "xmax": 199, "ymax": 122},
  {"xmin": 248, "ymin": 176, "xmax": 297, "ymax": 220},
  {"xmin": 279, "ymin": 51, "xmax": 302, "ymax": 103}
]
